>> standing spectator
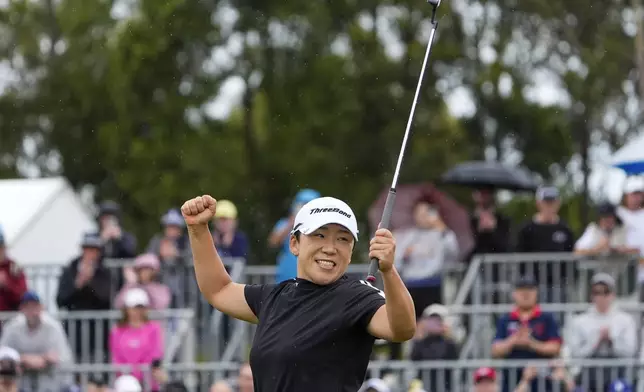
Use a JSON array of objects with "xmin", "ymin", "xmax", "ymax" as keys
[
  {"xmin": 211, "ymin": 200, "xmax": 248, "ymax": 260},
  {"xmin": 146, "ymin": 209, "xmax": 189, "ymax": 259},
  {"xmin": 410, "ymin": 305, "xmax": 458, "ymax": 392},
  {"xmin": 268, "ymin": 189, "xmax": 321, "ymax": 283},
  {"xmin": 147, "ymin": 209, "xmax": 192, "ymax": 309},
  {"xmin": 115, "ymin": 254, "xmax": 171, "ymax": 310},
  {"xmin": 491, "ymin": 277, "xmax": 561, "ymax": 392},
  {"xmin": 574, "ymin": 204, "xmax": 635, "ymax": 256},
  {"xmin": 56, "ymin": 233, "xmax": 111, "ymax": 362},
  {"xmin": 473, "ymin": 367, "xmax": 498, "ymax": 392},
  {"xmin": 515, "ymin": 186, "xmax": 575, "ymax": 301},
  {"xmin": 616, "ymin": 177, "xmax": 644, "ymax": 280},
  {"xmin": 0, "ymin": 291, "xmax": 73, "ymax": 392},
  {"xmin": 0, "ymin": 347, "xmax": 22, "ymax": 392},
  {"xmin": 109, "ymin": 288, "xmax": 163, "ymax": 390},
  {"xmin": 0, "ymin": 228, "xmax": 27, "ymax": 313},
  {"xmin": 97, "ymin": 201, "xmax": 137, "ymax": 259},
  {"xmin": 394, "ymin": 198, "xmax": 459, "ymax": 317},
  {"xmin": 470, "ymin": 188, "xmax": 511, "ymax": 255},
  {"xmin": 568, "ymin": 274, "xmax": 637, "ymax": 391}
]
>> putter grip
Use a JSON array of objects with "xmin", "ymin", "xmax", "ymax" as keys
[{"xmin": 366, "ymin": 189, "xmax": 397, "ymax": 282}]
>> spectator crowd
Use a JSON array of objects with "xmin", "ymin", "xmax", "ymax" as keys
[{"xmin": 0, "ymin": 177, "xmax": 643, "ymax": 392}]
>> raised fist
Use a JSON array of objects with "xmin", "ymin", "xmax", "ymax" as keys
[{"xmin": 181, "ymin": 195, "xmax": 217, "ymax": 226}]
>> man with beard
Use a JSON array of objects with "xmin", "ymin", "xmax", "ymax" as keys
[
  {"xmin": 0, "ymin": 291, "xmax": 73, "ymax": 392},
  {"xmin": 491, "ymin": 277, "xmax": 561, "ymax": 392}
]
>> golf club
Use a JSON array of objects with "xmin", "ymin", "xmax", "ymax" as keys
[{"xmin": 367, "ymin": 0, "xmax": 441, "ymax": 283}]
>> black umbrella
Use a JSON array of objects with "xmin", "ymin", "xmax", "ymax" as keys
[{"xmin": 441, "ymin": 161, "xmax": 539, "ymax": 191}]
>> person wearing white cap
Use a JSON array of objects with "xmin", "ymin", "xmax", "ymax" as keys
[
  {"xmin": 616, "ymin": 177, "xmax": 644, "ymax": 279},
  {"xmin": 109, "ymin": 288, "xmax": 163, "ymax": 390},
  {"xmin": 0, "ymin": 346, "xmax": 20, "ymax": 392},
  {"xmin": 181, "ymin": 194, "xmax": 416, "ymax": 392},
  {"xmin": 113, "ymin": 374, "xmax": 142, "ymax": 392}
]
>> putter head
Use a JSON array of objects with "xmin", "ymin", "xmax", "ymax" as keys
[{"xmin": 427, "ymin": 0, "xmax": 440, "ymax": 7}]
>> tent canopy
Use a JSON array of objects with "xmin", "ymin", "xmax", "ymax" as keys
[{"xmin": 0, "ymin": 177, "xmax": 97, "ymax": 265}]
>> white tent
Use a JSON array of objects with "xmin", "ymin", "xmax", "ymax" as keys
[{"xmin": 0, "ymin": 177, "xmax": 97, "ymax": 265}]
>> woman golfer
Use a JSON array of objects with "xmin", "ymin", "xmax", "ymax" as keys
[{"xmin": 181, "ymin": 195, "xmax": 416, "ymax": 392}]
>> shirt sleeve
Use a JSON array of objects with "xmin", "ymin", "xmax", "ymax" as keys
[
  {"xmin": 544, "ymin": 313, "xmax": 561, "ymax": 341},
  {"xmin": 344, "ymin": 280, "xmax": 386, "ymax": 330},
  {"xmin": 244, "ymin": 284, "xmax": 277, "ymax": 319},
  {"xmin": 574, "ymin": 225, "xmax": 597, "ymax": 250},
  {"xmin": 494, "ymin": 316, "xmax": 508, "ymax": 341}
]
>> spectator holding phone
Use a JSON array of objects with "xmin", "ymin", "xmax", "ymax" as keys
[{"xmin": 97, "ymin": 201, "xmax": 137, "ymax": 259}]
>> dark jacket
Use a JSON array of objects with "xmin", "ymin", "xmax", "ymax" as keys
[{"xmin": 56, "ymin": 256, "xmax": 111, "ymax": 310}]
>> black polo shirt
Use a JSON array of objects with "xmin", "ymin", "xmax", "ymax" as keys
[{"xmin": 245, "ymin": 275, "xmax": 386, "ymax": 392}]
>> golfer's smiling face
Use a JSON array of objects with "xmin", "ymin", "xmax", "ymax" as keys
[{"xmin": 290, "ymin": 223, "xmax": 354, "ymax": 285}]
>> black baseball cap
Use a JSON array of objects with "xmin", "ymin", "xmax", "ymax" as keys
[
  {"xmin": 514, "ymin": 276, "xmax": 538, "ymax": 289},
  {"xmin": 536, "ymin": 186, "xmax": 559, "ymax": 201}
]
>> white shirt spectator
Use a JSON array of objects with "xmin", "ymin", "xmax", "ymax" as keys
[{"xmin": 567, "ymin": 274, "xmax": 637, "ymax": 359}]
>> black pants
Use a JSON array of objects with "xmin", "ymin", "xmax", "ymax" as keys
[{"xmin": 389, "ymin": 284, "xmax": 442, "ymax": 359}]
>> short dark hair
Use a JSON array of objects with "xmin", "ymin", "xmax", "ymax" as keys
[{"xmin": 162, "ymin": 381, "xmax": 188, "ymax": 392}]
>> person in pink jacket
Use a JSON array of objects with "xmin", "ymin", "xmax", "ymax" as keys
[
  {"xmin": 115, "ymin": 253, "xmax": 171, "ymax": 310},
  {"xmin": 110, "ymin": 287, "xmax": 164, "ymax": 390}
]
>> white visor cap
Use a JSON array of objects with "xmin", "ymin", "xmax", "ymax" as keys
[{"xmin": 291, "ymin": 197, "xmax": 359, "ymax": 241}]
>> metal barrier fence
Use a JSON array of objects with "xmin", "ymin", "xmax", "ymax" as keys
[
  {"xmin": 452, "ymin": 302, "xmax": 644, "ymax": 360},
  {"xmin": 14, "ymin": 359, "xmax": 644, "ymax": 392},
  {"xmin": 0, "ymin": 309, "xmax": 195, "ymax": 364},
  {"xmin": 454, "ymin": 253, "xmax": 639, "ymax": 307}
]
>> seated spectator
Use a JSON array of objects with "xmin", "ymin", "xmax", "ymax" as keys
[
  {"xmin": 568, "ymin": 274, "xmax": 636, "ymax": 392},
  {"xmin": 151, "ymin": 359, "xmax": 168, "ymax": 392},
  {"xmin": 574, "ymin": 204, "xmax": 635, "ymax": 256},
  {"xmin": 473, "ymin": 367, "xmax": 498, "ymax": 392},
  {"xmin": 515, "ymin": 186, "xmax": 575, "ymax": 302},
  {"xmin": 113, "ymin": 375, "xmax": 142, "ymax": 392},
  {"xmin": 87, "ymin": 376, "xmax": 109, "ymax": 392},
  {"xmin": 56, "ymin": 233, "xmax": 111, "ymax": 362},
  {"xmin": 0, "ymin": 347, "xmax": 22, "ymax": 392},
  {"xmin": 109, "ymin": 288, "xmax": 163, "ymax": 389},
  {"xmin": 514, "ymin": 365, "xmax": 576, "ymax": 392},
  {"xmin": 210, "ymin": 381, "xmax": 233, "ymax": 392},
  {"xmin": 394, "ymin": 198, "xmax": 458, "ymax": 317},
  {"xmin": 0, "ymin": 228, "xmax": 27, "ymax": 313},
  {"xmin": 147, "ymin": 209, "xmax": 189, "ymax": 260},
  {"xmin": 211, "ymin": 200, "xmax": 248, "ymax": 260},
  {"xmin": 115, "ymin": 254, "xmax": 171, "ymax": 310},
  {"xmin": 0, "ymin": 291, "xmax": 73, "ymax": 392},
  {"xmin": 97, "ymin": 201, "xmax": 137, "ymax": 260},
  {"xmin": 491, "ymin": 277, "xmax": 561, "ymax": 392},
  {"xmin": 410, "ymin": 305, "xmax": 458, "ymax": 392}
]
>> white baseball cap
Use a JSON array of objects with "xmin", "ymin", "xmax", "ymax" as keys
[
  {"xmin": 124, "ymin": 287, "xmax": 150, "ymax": 308},
  {"xmin": 0, "ymin": 347, "xmax": 19, "ymax": 362},
  {"xmin": 291, "ymin": 197, "xmax": 359, "ymax": 240},
  {"xmin": 624, "ymin": 177, "xmax": 644, "ymax": 194},
  {"xmin": 114, "ymin": 375, "xmax": 142, "ymax": 392}
]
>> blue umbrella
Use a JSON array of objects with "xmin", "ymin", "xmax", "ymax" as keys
[{"xmin": 611, "ymin": 133, "xmax": 644, "ymax": 174}]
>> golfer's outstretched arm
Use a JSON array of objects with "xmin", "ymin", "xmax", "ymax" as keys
[
  {"xmin": 367, "ymin": 229, "xmax": 416, "ymax": 342},
  {"xmin": 183, "ymin": 196, "xmax": 258, "ymax": 324}
]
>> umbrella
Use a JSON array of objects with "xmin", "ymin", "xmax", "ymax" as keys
[
  {"xmin": 368, "ymin": 183, "xmax": 474, "ymax": 260},
  {"xmin": 611, "ymin": 133, "xmax": 644, "ymax": 175},
  {"xmin": 440, "ymin": 161, "xmax": 539, "ymax": 191}
]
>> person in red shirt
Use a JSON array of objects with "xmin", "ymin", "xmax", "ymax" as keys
[{"xmin": 0, "ymin": 229, "xmax": 27, "ymax": 312}]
